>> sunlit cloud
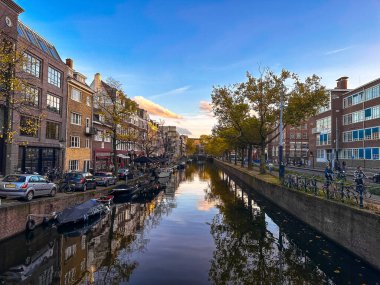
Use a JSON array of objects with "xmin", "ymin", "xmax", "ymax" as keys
[
  {"xmin": 199, "ymin": 100, "xmax": 213, "ymax": 114},
  {"xmin": 324, "ymin": 46, "xmax": 353, "ymax": 55},
  {"xmin": 133, "ymin": 96, "xmax": 183, "ymax": 119},
  {"xmin": 149, "ymin": 85, "xmax": 191, "ymax": 99}
]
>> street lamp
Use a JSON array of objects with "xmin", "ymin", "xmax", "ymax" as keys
[{"xmin": 278, "ymin": 91, "xmax": 285, "ymax": 180}]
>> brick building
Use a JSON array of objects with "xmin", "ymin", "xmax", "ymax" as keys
[
  {"xmin": 308, "ymin": 77, "xmax": 349, "ymax": 168},
  {"xmin": 64, "ymin": 58, "xmax": 95, "ymax": 172},
  {"xmin": 0, "ymin": 0, "xmax": 68, "ymax": 175}
]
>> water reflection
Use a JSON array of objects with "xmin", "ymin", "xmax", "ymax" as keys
[
  {"xmin": 208, "ymin": 168, "xmax": 380, "ymax": 285},
  {"xmin": 0, "ymin": 164, "xmax": 379, "ymax": 284}
]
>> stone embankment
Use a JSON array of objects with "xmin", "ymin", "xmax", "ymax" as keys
[
  {"xmin": 215, "ymin": 160, "xmax": 380, "ymax": 271},
  {"xmin": 0, "ymin": 188, "xmax": 109, "ymax": 241}
]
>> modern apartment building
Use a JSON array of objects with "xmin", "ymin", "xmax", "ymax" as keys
[
  {"xmin": 65, "ymin": 58, "xmax": 95, "ymax": 172},
  {"xmin": 0, "ymin": 0, "xmax": 68, "ymax": 174},
  {"xmin": 338, "ymin": 77, "xmax": 380, "ymax": 168}
]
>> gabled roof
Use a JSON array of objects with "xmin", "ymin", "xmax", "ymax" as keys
[{"xmin": 17, "ymin": 20, "xmax": 62, "ymax": 62}]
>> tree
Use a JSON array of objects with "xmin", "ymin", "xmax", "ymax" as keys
[
  {"xmin": 93, "ymin": 78, "xmax": 137, "ymax": 175},
  {"xmin": 0, "ymin": 37, "xmax": 44, "ymax": 173},
  {"xmin": 212, "ymin": 68, "xmax": 327, "ymax": 173},
  {"xmin": 136, "ymin": 121, "xmax": 161, "ymax": 157},
  {"xmin": 185, "ymin": 139, "xmax": 196, "ymax": 156}
]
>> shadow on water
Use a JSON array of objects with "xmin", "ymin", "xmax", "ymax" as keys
[
  {"xmin": 206, "ymin": 165, "xmax": 380, "ymax": 285},
  {"xmin": 0, "ymin": 164, "xmax": 378, "ymax": 284}
]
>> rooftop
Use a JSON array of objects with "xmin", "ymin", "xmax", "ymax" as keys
[{"xmin": 17, "ymin": 20, "xmax": 62, "ymax": 62}]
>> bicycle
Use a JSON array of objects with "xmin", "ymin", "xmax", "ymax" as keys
[
  {"xmin": 321, "ymin": 179, "xmax": 333, "ymax": 199},
  {"xmin": 306, "ymin": 176, "xmax": 318, "ymax": 195}
]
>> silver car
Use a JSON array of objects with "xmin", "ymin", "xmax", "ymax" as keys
[{"xmin": 0, "ymin": 174, "xmax": 57, "ymax": 201}]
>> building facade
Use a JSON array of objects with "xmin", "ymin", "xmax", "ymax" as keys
[
  {"xmin": 65, "ymin": 58, "xmax": 95, "ymax": 172},
  {"xmin": 0, "ymin": 1, "xmax": 68, "ymax": 175}
]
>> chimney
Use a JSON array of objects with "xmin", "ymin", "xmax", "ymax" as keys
[
  {"xmin": 336, "ymin": 76, "xmax": 348, "ymax": 89},
  {"xmin": 94, "ymin": 73, "xmax": 101, "ymax": 90},
  {"xmin": 65, "ymin": 58, "xmax": 73, "ymax": 69}
]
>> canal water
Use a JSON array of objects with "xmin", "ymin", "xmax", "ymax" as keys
[{"xmin": 0, "ymin": 163, "xmax": 379, "ymax": 284}]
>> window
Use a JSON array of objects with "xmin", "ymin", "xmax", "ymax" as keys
[
  {"xmin": 70, "ymin": 136, "xmax": 80, "ymax": 148},
  {"xmin": 85, "ymin": 138, "xmax": 90, "ymax": 148},
  {"xmin": 71, "ymin": 88, "xmax": 81, "ymax": 102},
  {"xmin": 296, "ymin": 133, "xmax": 301, "ymax": 139},
  {"xmin": 46, "ymin": 121, "xmax": 60, "ymax": 140},
  {"xmin": 23, "ymin": 85, "xmax": 39, "ymax": 107},
  {"xmin": 23, "ymin": 53, "xmax": 40, "ymax": 77},
  {"xmin": 71, "ymin": 113, "xmax": 82, "ymax": 125},
  {"xmin": 37, "ymin": 38, "xmax": 49, "ymax": 54},
  {"xmin": 84, "ymin": 160, "xmax": 91, "ymax": 172},
  {"xmin": 69, "ymin": 160, "xmax": 79, "ymax": 171},
  {"xmin": 48, "ymin": 66, "xmax": 61, "ymax": 87},
  {"xmin": 372, "ymin": 127, "xmax": 379, "ymax": 139},
  {"xmin": 343, "ymin": 131, "xmax": 352, "ymax": 142},
  {"xmin": 373, "ymin": 148, "xmax": 380, "ymax": 160},
  {"xmin": 86, "ymin": 118, "xmax": 90, "ymax": 128},
  {"xmin": 47, "ymin": 94, "xmax": 61, "ymax": 114},
  {"xmin": 317, "ymin": 149, "xmax": 324, "ymax": 159},
  {"xmin": 86, "ymin": 96, "xmax": 91, "ymax": 107},
  {"xmin": 20, "ymin": 116, "xmax": 38, "ymax": 137},
  {"xmin": 95, "ymin": 130, "xmax": 102, "ymax": 141},
  {"xmin": 365, "ymin": 128, "xmax": 372, "ymax": 140}
]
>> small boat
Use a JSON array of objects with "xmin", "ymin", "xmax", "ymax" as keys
[
  {"xmin": 156, "ymin": 168, "xmax": 171, "ymax": 178},
  {"xmin": 110, "ymin": 183, "xmax": 139, "ymax": 197},
  {"xmin": 178, "ymin": 162, "xmax": 186, "ymax": 169},
  {"xmin": 56, "ymin": 199, "xmax": 108, "ymax": 226},
  {"xmin": 96, "ymin": 195, "xmax": 114, "ymax": 205}
]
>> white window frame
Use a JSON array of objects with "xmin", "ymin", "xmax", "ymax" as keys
[
  {"xmin": 70, "ymin": 136, "xmax": 80, "ymax": 148},
  {"xmin": 71, "ymin": 87, "xmax": 81, "ymax": 102},
  {"xmin": 85, "ymin": 138, "xmax": 90, "ymax": 148},
  {"xmin": 69, "ymin": 160, "xmax": 79, "ymax": 171},
  {"xmin": 71, "ymin": 112, "xmax": 82, "ymax": 125}
]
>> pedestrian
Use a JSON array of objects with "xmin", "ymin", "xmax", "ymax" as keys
[
  {"xmin": 354, "ymin": 166, "xmax": 366, "ymax": 187},
  {"xmin": 324, "ymin": 164, "xmax": 333, "ymax": 186},
  {"xmin": 342, "ymin": 161, "xmax": 346, "ymax": 171}
]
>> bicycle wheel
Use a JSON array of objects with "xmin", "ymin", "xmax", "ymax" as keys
[
  {"xmin": 364, "ymin": 188, "xmax": 372, "ymax": 199},
  {"xmin": 345, "ymin": 186, "xmax": 358, "ymax": 204}
]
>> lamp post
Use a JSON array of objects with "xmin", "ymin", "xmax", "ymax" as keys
[{"xmin": 279, "ymin": 91, "xmax": 285, "ymax": 180}]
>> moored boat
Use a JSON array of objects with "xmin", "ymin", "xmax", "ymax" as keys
[
  {"xmin": 110, "ymin": 183, "xmax": 139, "ymax": 197},
  {"xmin": 56, "ymin": 199, "xmax": 108, "ymax": 227}
]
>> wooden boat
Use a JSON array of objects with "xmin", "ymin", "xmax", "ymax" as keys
[
  {"xmin": 56, "ymin": 199, "xmax": 108, "ymax": 227},
  {"xmin": 156, "ymin": 168, "xmax": 171, "ymax": 178}
]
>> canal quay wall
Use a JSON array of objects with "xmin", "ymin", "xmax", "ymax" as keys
[
  {"xmin": 214, "ymin": 160, "xmax": 380, "ymax": 271},
  {"xmin": 0, "ymin": 189, "xmax": 109, "ymax": 241}
]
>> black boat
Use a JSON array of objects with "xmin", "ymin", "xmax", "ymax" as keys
[
  {"xmin": 110, "ymin": 183, "xmax": 139, "ymax": 197},
  {"xmin": 56, "ymin": 199, "xmax": 108, "ymax": 226}
]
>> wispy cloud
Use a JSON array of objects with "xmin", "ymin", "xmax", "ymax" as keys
[
  {"xmin": 324, "ymin": 46, "xmax": 353, "ymax": 55},
  {"xmin": 133, "ymin": 96, "xmax": 183, "ymax": 119},
  {"xmin": 199, "ymin": 100, "xmax": 213, "ymax": 117},
  {"xmin": 149, "ymin": 85, "xmax": 191, "ymax": 99}
]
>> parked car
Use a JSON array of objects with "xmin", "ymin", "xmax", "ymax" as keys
[
  {"xmin": 118, "ymin": 169, "xmax": 133, "ymax": 180},
  {"xmin": 64, "ymin": 172, "xmax": 97, "ymax": 191},
  {"xmin": 94, "ymin": 172, "xmax": 117, "ymax": 187},
  {"xmin": 0, "ymin": 174, "xmax": 57, "ymax": 201},
  {"xmin": 372, "ymin": 173, "xmax": 380, "ymax": 183}
]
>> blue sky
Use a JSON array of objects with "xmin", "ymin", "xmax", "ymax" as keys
[{"xmin": 17, "ymin": 0, "xmax": 380, "ymax": 137}]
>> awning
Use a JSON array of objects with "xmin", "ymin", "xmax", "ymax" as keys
[{"xmin": 117, "ymin": 154, "xmax": 130, "ymax": 159}]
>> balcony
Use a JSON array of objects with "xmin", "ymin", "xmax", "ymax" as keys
[{"xmin": 85, "ymin": 127, "xmax": 96, "ymax": 136}]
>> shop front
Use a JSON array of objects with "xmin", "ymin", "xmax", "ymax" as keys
[{"xmin": 18, "ymin": 146, "xmax": 61, "ymax": 174}]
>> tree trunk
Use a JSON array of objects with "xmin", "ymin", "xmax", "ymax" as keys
[
  {"xmin": 241, "ymin": 147, "xmax": 244, "ymax": 167},
  {"xmin": 260, "ymin": 144, "xmax": 266, "ymax": 174},
  {"xmin": 248, "ymin": 144, "xmax": 253, "ymax": 170}
]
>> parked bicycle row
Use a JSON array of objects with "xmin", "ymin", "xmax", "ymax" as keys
[{"xmin": 281, "ymin": 168, "xmax": 376, "ymax": 208}]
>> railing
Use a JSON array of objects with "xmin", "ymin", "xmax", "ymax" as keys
[
  {"xmin": 85, "ymin": 127, "xmax": 96, "ymax": 135},
  {"xmin": 281, "ymin": 173, "xmax": 379, "ymax": 209}
]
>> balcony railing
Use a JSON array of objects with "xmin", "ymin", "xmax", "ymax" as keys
[{"xmin": 85, "ymin": 127, "xmax": 96, "ymax": 135}]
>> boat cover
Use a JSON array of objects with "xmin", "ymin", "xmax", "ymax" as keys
[{"xmin": 57, "ymin": 199, "xmax": 104, "ymax": 224}]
